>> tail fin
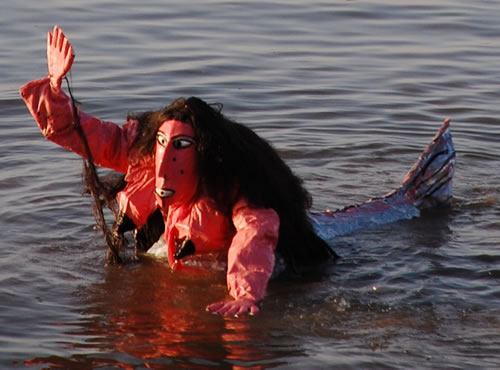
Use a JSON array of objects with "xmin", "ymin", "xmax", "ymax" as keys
[
  {"xmin": 399, "ymin": 118, "xmax": 455, "ymax": 208},
  {"xmin": 311, "ymin": 119, "xmax": 455, "ymax": 240}
]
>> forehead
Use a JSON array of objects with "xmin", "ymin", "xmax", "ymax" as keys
[{"xmin": 157, "ymin": 119, "xmax": 194, "ymax": 137}]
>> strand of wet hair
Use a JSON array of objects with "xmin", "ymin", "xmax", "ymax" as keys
[{"xmin": 64, "ymin": 76, "xmax": 123, "ymax": 264}]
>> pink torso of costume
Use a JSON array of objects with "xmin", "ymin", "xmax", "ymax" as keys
[
  {"xmin": 20, "ymin": 76, "xmax": 280, "ymax": 303},
  {"xmin": 163, "ymin": 197, "xmax": 234, "ymax": 265}
]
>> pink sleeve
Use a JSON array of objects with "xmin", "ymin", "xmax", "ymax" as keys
[
  {"xmin": 19, "ymin": 77, "xmax": 137, "ymax": 173},
  {"xmin": 227, "ymin": 199, "xmax": 280, "ymax": 302}
]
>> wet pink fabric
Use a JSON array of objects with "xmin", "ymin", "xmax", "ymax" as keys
[
  {"xmin": 228, "ymin": 200, "xmax": 279, "ymax": 301},
  {"xmin": 20, "ymin": 77, "xmax": 156, "ymax": 227},
  {"xmin": 19, "ymin": 76, "xmax": 279, "ymax": 303}
]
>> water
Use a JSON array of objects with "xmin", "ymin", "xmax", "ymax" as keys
[{"xmin": 1, "ymin": 1, "xmax": 499, "ymax": 368}]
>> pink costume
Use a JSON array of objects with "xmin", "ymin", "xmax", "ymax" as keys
[{"xmin": 20, "ymin": 76, "xmax": 279, "ymax": 304}]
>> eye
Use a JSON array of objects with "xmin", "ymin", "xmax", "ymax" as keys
[
  {"xmin": 173, "ymin": 137, "xmax": 195, "ymax": 150},
  {"xmin": 156, "ymin": 133, "xmax": 168, "ymax": 147}
]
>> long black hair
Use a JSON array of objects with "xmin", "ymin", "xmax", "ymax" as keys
[{"xmin": 129, "ymin": 97, "xmax": 336, "ymax": 271}]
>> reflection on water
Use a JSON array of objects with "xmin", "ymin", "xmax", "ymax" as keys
[{"xmin": 25, "ymin": 259, "xmax": 303, "ymax": 368}]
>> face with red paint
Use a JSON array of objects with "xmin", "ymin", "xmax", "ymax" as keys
[{"xmin": 154, "ymin": 120, "xmax": 199, "ymax": 209}]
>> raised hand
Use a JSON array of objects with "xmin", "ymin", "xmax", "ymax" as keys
[{"xmin": 47, "ymin": 25, "xmax": 75, "ymax": 92}]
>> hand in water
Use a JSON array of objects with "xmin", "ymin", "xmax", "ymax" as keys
[
  {"xmin": 206, "ymin": 298, "xmax": 260, "ymax": 317},
  {"xmin": 47, "ymin": 25, "xmax": 74, "ymax": 92}
]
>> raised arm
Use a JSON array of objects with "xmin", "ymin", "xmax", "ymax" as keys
[{"xmin": 20, "ymin": 26, "xmax": 136, "ymax": 173}]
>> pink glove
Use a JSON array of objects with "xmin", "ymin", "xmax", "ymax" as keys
[
  {"xmin": 206, "ymin": 298, "xmax": 260, "ymax": 317},
  {"xmin": 47, "ymin": 25, "xmax": 74, "ymax": 92}
]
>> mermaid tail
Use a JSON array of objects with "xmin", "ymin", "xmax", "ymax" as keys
[
  {"xmin": 311, "ymin": 119, "xmax": 455, "ymax": 241},
  {"xmin": 399, "ymin": 118, "xmax": 455, "ymax": 208}
]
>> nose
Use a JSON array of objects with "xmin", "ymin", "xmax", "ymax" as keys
[{"xmin": 156, "ymin": 143, "xmax": 178, "ymax": 180}]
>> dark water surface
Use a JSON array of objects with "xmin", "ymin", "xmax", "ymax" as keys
[{"xmin": 1, "ymin": 1, "xmax": 499, "ymax": 368}]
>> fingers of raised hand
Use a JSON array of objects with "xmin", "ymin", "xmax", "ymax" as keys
[
  {"xmin": 62, "ymin": 37, "xmax": 69, "ymax": 55},
  {"xmin": 48, "ymin": 26, "xmax": 69, "ymax": 53},
  {"xmin": 48, "ymin": 25, "xmax": 57, "ymax": 50},
  {"xmin": 66, "ymin": 45, "xmax": 75, "ymax": 66},
  {"xmin": 53, "ymin": 25, "xmax": 63, "ymax": 51},
  {"xmin": 46, "ymin": 31, "xmax": 52, "ymax": 51},
  {"xmin": 47, "ymin": 25, "xmax": 74, "ymax": 83}
]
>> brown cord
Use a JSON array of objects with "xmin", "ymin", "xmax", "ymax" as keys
[{"xmin": 64, "ymin": 77, "xmax": 123, "ymax": 264}]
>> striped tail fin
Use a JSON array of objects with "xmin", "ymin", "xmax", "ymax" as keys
[
  {"xmin": 398, "ymin": 118, "xmax": 455, "ymax": 208},
  {"xmin": 311, "ymin": 119, "xmax": 455, "ymax": 240}
]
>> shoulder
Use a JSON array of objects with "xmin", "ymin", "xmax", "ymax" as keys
[
  {"xmin": 232, "ymin": 198, "xmax": 280, "ymax": 231},
  {"xmin": 122, "ymin": 118, "xmax": 141, "ymax": 143},
  {"xmin": 122, "ymin": 118, "xmax": 151, "ymax": 165}
]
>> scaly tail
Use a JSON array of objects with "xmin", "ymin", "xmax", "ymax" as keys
[
  {"xmin": 398, "ymin": 118, "xmax": 455, "ymax": 208},
  {"xmin": 311, "ymin": 119, "xmax": 456, "ymax": 240}
]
